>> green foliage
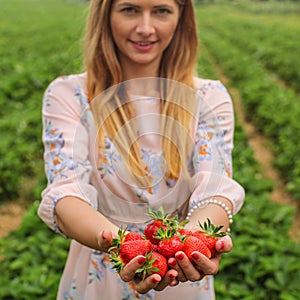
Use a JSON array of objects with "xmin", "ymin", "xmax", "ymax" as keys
[
  {"xmin": 215, "ymin": 123, "xmax": 300, "ymax": 300},
  {"xmin": 196, "ymin": 3, "xmax": 300, "ymax": 200},
  {"xmin": 0, "ymin": 0, "xmax": 87, "ymax": 201},
  {"xmin": 0, "ymin": 202, "xmax": 70, "ymax": 299}
]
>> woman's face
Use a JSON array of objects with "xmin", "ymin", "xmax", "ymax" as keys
[{"xmin": 110, "ymin": 0, "xmax": 180, "ymax": 73}]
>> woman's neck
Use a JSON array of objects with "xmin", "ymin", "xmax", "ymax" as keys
[{"xmin": 121, "ymin": 60, "xmax": 160, "ymax": 81}]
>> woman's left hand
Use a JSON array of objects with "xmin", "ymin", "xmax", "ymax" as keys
[{"xmin": 168, "ymin": 235, "xmax": 232, "ymax": 282}]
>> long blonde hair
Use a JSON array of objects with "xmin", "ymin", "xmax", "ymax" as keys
[{"xmin": 84, "ymin": 0, "xmax": 199, "ymax": 187}]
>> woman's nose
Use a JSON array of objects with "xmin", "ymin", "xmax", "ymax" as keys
[{"xmin": 136, "ymin": 13, "xmax": 155, "ymax": 35}]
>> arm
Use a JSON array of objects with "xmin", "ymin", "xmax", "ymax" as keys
[
  {"xmin": 55, "ymin": 196, "xmax": 119, "ymax": 251},
  {"xmin": 38, "ymin": 76, "xmax": 118, "ymax": 252}
]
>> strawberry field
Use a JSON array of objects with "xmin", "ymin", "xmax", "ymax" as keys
[{"xmin": 0, "ymin": 0, "xmax": 300, "ymax": 299}]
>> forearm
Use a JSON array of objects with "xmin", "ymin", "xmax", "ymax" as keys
[
  {"xmin": 185, "ymin": 196, "xmax": 233, "ymax": 233},
  {"xmin": 55, "ymin": 196, "xmax": 119, "ymax": 251}
]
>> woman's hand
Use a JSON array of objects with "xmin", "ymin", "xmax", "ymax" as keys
[
  {"xmin": 119, "ymin": 255, "xmax": 179, "ymax": 294},
  {"xmin": 168, "ymin": 235, "xmax": 232, "ymax": 282},
  {"xmin": 98, "ymin": 230, "xmax": 179, "ymax": 294}
]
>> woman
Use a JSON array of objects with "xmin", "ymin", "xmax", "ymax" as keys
[{"xmin": 38, "ymin": 0, "xmax": 245, "ymax": 299}]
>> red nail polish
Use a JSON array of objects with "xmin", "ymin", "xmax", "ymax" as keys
[
  {"xmin": 152, "ymin": 277, "xmax": 160, "ymax": 283},
  {"xmin": 169, "ymin": 259, "xmax": 176, "ymax": 266},
  {"xmin": 102, "ymin": 230, "xmax": 107, "ymax": 240},
  {"xmin": 191, "ymin": 252, "xmax": 200, "ymax": 260},
  {"xmin": 219, "ymin": 241, "xmax": 224, "ymax": 250},
  {"xmin": 138, "ymin": 257, "xmax": 146, "ymax": 265},
  {"xmin": 169, "ymin": 273, "xmax": 176, "ymax": 279},
  {"xmin": 176, "ymin": 253, "xmax": 184, "ymax": 260}
]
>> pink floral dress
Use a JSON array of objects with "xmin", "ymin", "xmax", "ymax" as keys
[{"xmin": 38, "ymin": 73, "xmax": 245, "ymax": 300}]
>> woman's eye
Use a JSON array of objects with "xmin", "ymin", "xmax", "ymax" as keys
[
  {"xmin": 154, "ymin": 8, "xmax": 171, "ymax": 15},
  {"xmin": 121, "ymin": 7, "xmax": 137, "ymax": 14}
]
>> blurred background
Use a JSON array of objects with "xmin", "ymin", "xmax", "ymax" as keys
[{"xmin": 0, "ymin": 0, "xmax": 299, "ymax": 299}]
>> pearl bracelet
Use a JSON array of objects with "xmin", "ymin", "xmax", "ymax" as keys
[{"xmin": 186, "ymin": 198, "xmax": 233, "ymax": 232}]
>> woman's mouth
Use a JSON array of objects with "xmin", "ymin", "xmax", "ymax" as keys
[{"xmin": 131, "ymin": 41, "xmax": 156, "ymax": 51}]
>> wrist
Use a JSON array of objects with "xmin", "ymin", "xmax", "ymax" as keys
[{"xmin": 186, "ymin": 197, "xmax": 233, "ymax": 233}]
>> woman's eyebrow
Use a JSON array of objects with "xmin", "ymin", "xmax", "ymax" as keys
[{"xmin": 116, "ymin": 2, "xmax": 140, "ymax": 8}]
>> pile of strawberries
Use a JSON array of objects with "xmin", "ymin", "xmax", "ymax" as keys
[{"xmin": 109, "ymin": 207, "xmax": 227, "ymax": 279}]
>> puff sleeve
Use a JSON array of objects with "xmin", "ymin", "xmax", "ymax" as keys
[
  {"xmin": 189, "ymin": 79, "xmax": 245, "ymax": 215},
  {"xmin": 38, "ymin": 75, "xmax": 98, "ymax": 234}
]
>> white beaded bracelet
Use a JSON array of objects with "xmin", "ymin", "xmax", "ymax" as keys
[{"xmin": 186, "ymin": 198, "xmax": 233, "ymax": 232}]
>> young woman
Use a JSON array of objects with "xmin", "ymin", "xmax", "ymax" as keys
[{"xmin": 38, "ymin": 0, "xmax": 245, "ymax": 299}]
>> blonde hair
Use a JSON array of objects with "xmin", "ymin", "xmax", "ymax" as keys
[{"xmin": 84, "ymin": 0, "xmax": 199, "ymax": 187}]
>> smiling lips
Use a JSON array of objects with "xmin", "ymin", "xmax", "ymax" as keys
[{"xmin": 131, "ymin": 40, "xmax": 156, "ymax": 51}]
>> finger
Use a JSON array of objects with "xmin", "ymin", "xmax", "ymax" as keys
[
  {"xmin": 119, "ymin": 255, "xmax": 146, "ymax": 282},
  {"xmin": 98, "ymin": 230, "xmax": 113, "ymax": 252},
  {"xmin": 191, "ymin": 251, "xmax": 219, "ymax": 275},
  {"xmin": 135, "ymin": 274, "xmax": 161, "ymax": 294},
  {"xmin": 168, "ymin": 257, "xmax": 187, "ymax": 282},
  {"xmin": 175, "ymin": 252, "xmax": 202, "ymax": 282},
  {"xmin": 154, "ymin": 269, "xmax": 178, "ymax": 291},
  {"xmin": 215, "ymin": 235, "xmax": 233, "ymax": 253}
]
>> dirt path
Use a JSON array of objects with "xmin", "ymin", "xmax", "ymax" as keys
[
  {"xmin": 232, "ymin": 87, "xmax": 300, "ymax": 241},
  {"xmin": 201, "ymin": 46, "xmax": 300, "ymax": 241},
  {"xmin": 222, "ymin": 78, "xmax": 300, "ymax": 242},
  {"xmin": 0, "ymin": 200, "xmax": 28, "ymax": 238}
]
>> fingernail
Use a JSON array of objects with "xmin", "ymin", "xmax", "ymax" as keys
[
  {"xmin": 191, "ymin": 252, "xmax": 200, "ymax": 260},
  {"xmin": 219, "ymin": 241, "xmax": 224, "ymax": 250},
  {"xmin": 176, "ymin": 253, "xmax": 184, "ymax": 260},
  {"xmin": 102, "ymin": 230, "xmax": 108, "ymax": 240},
  {"xmin": 169, "ymin": 259, "xmax": 176, "ymax": 266},
  {"xmin": 152, "ymin": 277, "xmax": 160, "ymax": 283},
  {"xmin": 138, "ymin": 257, "xmax": 146, "ymax": 265},
  {"xmin": 169, "ymin": 273, "xmax": 176, "ymax": 279}
]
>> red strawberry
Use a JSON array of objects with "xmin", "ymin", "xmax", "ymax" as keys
[
  {"xmin": 137, "ymin": 251, "xmax": 168, "ymax": 279},
  {"xmin": 124, "ymin": 232, "xmax": 144, "ymax": 243},
  {"xmin": 145, "ymin": 220, "xmax": 167, "ymax": 244},
  {"xmin": 144, "ymin": 207, "xmax": 170, "ymax": 244},
  {"xmin": 178, "ymin": 228, "xmax": 193, "ymax": 237},
  {"xmin": 120, "ymin": 239, "xmax": 152, "ymax": 264},
  {"xmin": 183, "ymin": 236, "xmax": 211, "ymax": 260},
  {"xmin": 151, "ymin": 243, "xmax": 159, "ymax": 252},
  {"xmin": 109, "ymin": 228, "xmax": 151, "ymax": 273},
  {"xmin": 157, "ymin": 234, "xmax": 183, "ymax": 258},
  {"xmin": 156, "ymin": 226, "xmax": 184, "ymax": 258},
  {"xmin": 193, "ymin": 219, "xmax": 227, "ymax": 257}
]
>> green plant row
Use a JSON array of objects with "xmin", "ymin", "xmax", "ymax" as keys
[
  {"xmin": 0, "ymin": 201, "xmax": 70, "ymax": 300},
  {"xmin": 196, "ymin": 8, "xmax": 300, "ymax": 201},
  {"xmin": 0, "ymin": 0, "xmax": 87, "ymax": 201},
  {"xmin": 198, "ymin": 10, "xmax": 300, "ymax": 94}
]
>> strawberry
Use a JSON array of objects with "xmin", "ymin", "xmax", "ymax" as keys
[
  {"xmin": 144, "ymin": 220, "xmax": 167, "ymax": 244},
  {"xmin": 156, "ymin": 226, "xmax": 184, "ymax": 259},
  {"xmin": 150, "ymin": 243, "xmax": 158, "ymax": 252},
  {"xmin": 178, "ymin": 228, "xmax": 193, "ymax": 237},
  {"xmin": 120, "ymin": 239, "xmax": 152, "ymax": 264},
  {"xmin": 193, "ymin": 218, "xmax": 227, "ymax": 257},
  {"xmin": 124, "ymin": 232, "xmax": 144, "ymax": 243},
  {"xmin": 109, "ymin": 228, "xmax": 151, "ymax": 272},
  {"xmin": 144, "ymin": 207, "xmax": 170, "ymax": 244},
  {"xmin": 136, "ymin": 251, "xmax": 168, "ymax": 279},
  {"xmin": 183, "ymin": 236, "xmax": 211, "ymax": 260}
]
